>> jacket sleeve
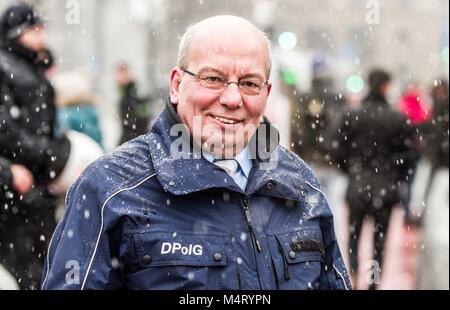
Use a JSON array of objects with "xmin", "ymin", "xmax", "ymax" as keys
[
  {"xmin": 309, "ymin": 180, "xmax": 352, "ymax": 290},
  {"xmin": 41, "ymin": 169, "xmax": 123, "ymax": 290},
  {"xmin": 303, "ymin": 176, "xmax": 352, "ymax": 290},
  {"xmin": 318, "ymin": 210, "xmax": 352, "ymax": 290}
]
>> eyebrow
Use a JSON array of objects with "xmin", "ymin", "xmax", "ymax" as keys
[
  {"xmin": 197, "ymin": 67, "xmax": 266, "ymax": 81},
  {"xmin": 197, "ymin": 67, "xmax": 227, "ymax": 76},
  {"xmin": 240, "ymin": 73, "xmax": 266, "ymax": 81}
]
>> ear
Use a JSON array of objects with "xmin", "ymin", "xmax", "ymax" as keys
[
  {"xmin": 169, "ymin": 67, "xmax": 182, "ymax": 104},
  {"xmin": 266, "ymin": 83, "xmax": 272, "ymax": 97}
]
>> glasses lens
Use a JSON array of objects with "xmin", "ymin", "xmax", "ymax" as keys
[
  {"xmin": 239, "ymin": 79, "xmax": 263, "ymax": 95},
  {"xmin": 199, "ymin": 74, "xmax": 227, "ymax": 90},
  {"xmin": 196, "ymin": 72, "xmax": 265, "ymax": 96}
]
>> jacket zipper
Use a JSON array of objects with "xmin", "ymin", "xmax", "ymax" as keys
[{"xmin": 242, "ymin": 197, "xmax": 262, "ymax": 252}]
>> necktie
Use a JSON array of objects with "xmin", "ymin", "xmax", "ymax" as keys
[
  {"xmin": 213, "ymin": 159, "xmax": 247, "ymax": 191},
  {"xmin": 213, "ymin": 159, "xmax": 239, "ymax": 176}
]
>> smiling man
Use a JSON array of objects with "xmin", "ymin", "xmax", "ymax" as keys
[{"xmin": 42, "ymin": 15, "xmax": 350, "ymax": 290}]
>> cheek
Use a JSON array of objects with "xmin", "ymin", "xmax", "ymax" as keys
[
  {"xmin": 183, "ymin": 90, "xmax": 217, "ymax": 116},
  {"xmin": 245, "ymin": 99, "xmax": 267, "ymax": 122},
  {"xmin": 177, "ymin": 89, "xmax": 216, "ymax": 125}
]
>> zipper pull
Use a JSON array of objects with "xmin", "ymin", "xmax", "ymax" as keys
[{"xmin": 255, "ymin": 239, "xmax": 262, "ymax": 252}]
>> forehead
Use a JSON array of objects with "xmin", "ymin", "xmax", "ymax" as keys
[{"xmin": 188, "ymin": 27, "xmax": 268, "ymax": 77}]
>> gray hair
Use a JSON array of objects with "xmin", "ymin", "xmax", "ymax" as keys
[{"xmin": 177, "ymin": 16, "xmax": 272, "ymax": 80}]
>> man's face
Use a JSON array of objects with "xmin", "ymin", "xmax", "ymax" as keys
[
  {"xmin": 18, "ymin": 25, "xmax": 46, "ymax": 51},
  {"xmin": 170, "ymin": 24, "xmax": 271, "ymax": 158}
]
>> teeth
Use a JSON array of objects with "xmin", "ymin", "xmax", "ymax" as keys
[{"xmin": 214, "ymin": 116, "xmax": 237, "ymax": 124}]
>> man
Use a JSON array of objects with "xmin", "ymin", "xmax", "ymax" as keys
[
  {"xmin": 42, "ymin": 16, "xmax": 350, "ymax": 290},
  {"xmin": 116, "ymin": 63, "xmax": 152, "ymax": 145},
  {"xmin": 0, "ymin": 3, "xmax": 70, "ymax": 289},
  {"xmin": 332, "ymin": 69, "xmax": 418, "ymax": 289}
]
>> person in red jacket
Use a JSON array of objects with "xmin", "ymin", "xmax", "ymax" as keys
[{"xmin": 397, "ymin": 83, "xmax": 431, "ymax": 125}]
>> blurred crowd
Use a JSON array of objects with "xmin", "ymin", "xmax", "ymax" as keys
[
  {"xmin": 0, "ymin": 3, "xmax": 448, "ymax": 290},
  {"xmin": 289, "ymin": 66, "xmax": 448, "ymax": 289}
]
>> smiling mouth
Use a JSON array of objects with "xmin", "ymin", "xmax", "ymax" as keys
[{"xmin": 212, "ymin": 115, "xmax": 241, "ymax": 125}]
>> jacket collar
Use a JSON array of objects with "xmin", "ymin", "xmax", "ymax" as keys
[{"xmin": 147, "ymin": 100, "xmax": 302, "ymax": 202}]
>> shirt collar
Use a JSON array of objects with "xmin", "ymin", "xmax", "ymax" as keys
[{"xmin": 203, "ymin": 147, "xmax": 253, "ymax": 178}]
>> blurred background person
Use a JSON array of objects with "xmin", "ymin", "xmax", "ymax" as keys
[
  {"xmin": 410, "ymin": 79, "xmax": 449, "ymax": 221},
  {"xmin": 413, "ymin": 79, "xmax": 449, "ymax": 289},
  {"xmin": 52, "ymin": 69, "xmax": 103, "ymax": 148},
  {"xmin": 290, "ymin": 60, "xmax": 349, "ymax": 243},
  {"xmin": 397, "ymin": 83, "xmax": 432, "ymax": 125},
  {"xmin": 116, "ymin": 63, "xmax": 152, "ymax": 145},
  {"xmin": 0, "ymin": 3, "xmax": 70, "ymax": 289},
  {"xmin": 291, "ymin": 63, "xmax": 347, "ymax": 170},
  {"xmin": 332, "ymin": 69, "xmax": 420, "ymax": 289},
  {"xmin": 47, "ymin": 68, "xmax": 105, "ymax": 205}
]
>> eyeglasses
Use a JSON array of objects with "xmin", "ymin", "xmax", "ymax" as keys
[{"xmin": 181, "ymin": 68, "xmax": 269, "ymax": 96}]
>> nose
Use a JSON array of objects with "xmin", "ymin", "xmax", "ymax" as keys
[{"xmin": 218, "ymin": 82, "xmax": 243, "ymax": 110}]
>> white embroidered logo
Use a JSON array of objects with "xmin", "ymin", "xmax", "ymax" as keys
[{"xmin": 161, "ymin": 242, "xmax": 203, "ymax": 256}]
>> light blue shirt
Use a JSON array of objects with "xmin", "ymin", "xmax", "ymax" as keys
[{"xmin": 203, "ymin": 146, "xmax": 253, "ymax": 191}]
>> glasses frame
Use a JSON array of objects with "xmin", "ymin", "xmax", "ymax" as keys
[{"xmin": 181, "ymin": 68, "xmax": 269, "ymax": 96}]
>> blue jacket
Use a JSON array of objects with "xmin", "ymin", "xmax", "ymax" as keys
[
  {"xmin": 56, "ymin": 104, "xmax": 103, "ymax": 148},
  {"xmin": 42, "ymin": 101, "xmax": 351, "ymax": 290}
]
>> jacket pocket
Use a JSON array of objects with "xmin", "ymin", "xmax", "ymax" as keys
[
  {"xmin": 268, "ymin": 229, "xmax": 324, "ymax": 289},
  {"xmin": 127, "ymin": 231, "xmax": 233, "ymax": 289}
]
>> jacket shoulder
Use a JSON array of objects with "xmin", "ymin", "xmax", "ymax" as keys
[
  {"xmin": 277, "ymin": 146, "xmax": 321, "ymax": 188},
  {"xmin": 0, "ymin": 50, "xmax": 34, "ymax": 85},
  {"xmin": 71, "ymin": 134, "xmax": 156, "ymax": 200}
]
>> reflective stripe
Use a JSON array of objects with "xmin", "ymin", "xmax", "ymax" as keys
[
  {"xmin": 305, "ymin": 180, "xmax": 326, "ymax": 198},
  {"xmin": 80, "ymin": 173, "xmax": 156, "ymax": 290},
  {"xmin": 333, "ymin": 264, "xmax": 350, "ymax": 290}
]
